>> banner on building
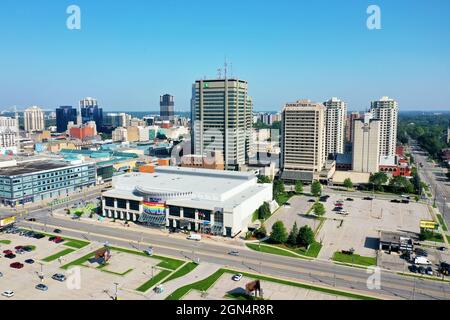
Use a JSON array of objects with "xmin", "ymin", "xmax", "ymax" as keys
[{"xmin": 143, "ymin": 201, "xmax": 166, "ymax": 215}]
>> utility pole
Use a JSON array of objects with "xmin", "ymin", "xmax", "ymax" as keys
[{"xmin": 114, "ymin": 282, "xmax": 119, "ymax": 300}]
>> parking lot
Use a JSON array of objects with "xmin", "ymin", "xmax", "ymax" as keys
[
  {"xmin": 0, "ymin": 227, "xmax": 184, "ymax": 300},
  {"xmin": 183, "ymin": 273, "xmax": 352, "ymax": 300}
]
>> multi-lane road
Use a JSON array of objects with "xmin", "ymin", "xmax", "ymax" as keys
[
  {"xmin": 411, "ymin": 145, "xmax": 450, "ymax": 225},
  {"xmin": 16, "ymin": 211, "xmax": 450, "ymax": 301}
]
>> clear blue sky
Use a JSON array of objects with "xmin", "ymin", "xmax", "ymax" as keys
[{"xmin": 0, "ymin": 0, "xmax": 449, "ymax": 112}]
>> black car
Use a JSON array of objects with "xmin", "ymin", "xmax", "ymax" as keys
[
  {"xmin": 418, "ymin": 266, "xmax": 426, "ymax": 275},
  {"xmin": 346, "ymin": 198, "xmax": 354, "ymax": 202},
  {"xmin": 363, "ymin": 197, "xmax": 374, "ymax": 201},
  {"xmin": 33, "ymin": 234, "xmax": 45, "ymax": 239},
  {"xmin": 27, "ymin": 218, "xmax": 36, "ymax": 222},
  {"xmin": 53, "ymin": 229, "xmax": 62, "ymax": 234},
  {"xmin": 308, "ymin": 199, "xmax": 316, "ymax": 203},
  {"xmin": 402, "ymin": 200, "xmax": 410, "ymax": 204},
  {"xmin": 391, "ymin": 199, "xmax": 401, "ymax": 203},
  {"xmin": 415, "ymin": 248, "xmax": 428, "ymax": 257},
  {"xmin": 25, "ymin": 259, "xmax": 35, "ymax": 264},
  {"xmin": 409, "ymin": 265, "xmax": 418, "ymax": 273},
  {"xmin": 4, "ymin": 254, "xmax": 16, "ymax": 259}
]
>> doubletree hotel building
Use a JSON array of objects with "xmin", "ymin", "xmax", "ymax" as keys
[{"xmin": 101, "ymin": 167, "xmax": 272, "ymax": 237}]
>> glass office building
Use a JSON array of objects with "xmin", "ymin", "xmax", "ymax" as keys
[{"xmin": 0, "ymin": 160, "xmax": 97, "ymax": 207}]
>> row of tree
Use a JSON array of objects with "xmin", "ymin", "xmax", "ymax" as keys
[
  {"xmin": 369, "ymin": 172, "xmax": 416, "ymax": 194},
  {"xmin": 271, "ymin": 221, "xmax": 315, "ymax": 247}
]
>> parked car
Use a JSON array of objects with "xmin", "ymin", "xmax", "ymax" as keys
[
  {"xmin": 438, "ymin": 247, "xmax": 448, "ymax": 252},
  {"xmin": 426, "ymin": 267, "xmax": 434, "ymax": 276},
  {"xmin": 144, "ymin": 247, "xmax": 154, "ymax": 256},
  {"xmin": 53, "ymin": 229, "xmax": 62, "ymax": 234},
  {"xmin": 52, "ymin": 274, "xmax": 67, "ymax": 282},
  {"xmin": 3, "ymin": 250, "xmax": 13, "ymax": 255},
  {"xmin": 363, "ymin": 197, "xmax": 374, "ymax": 201},
  {"xmin": 418, "ymin": 266, "xmax": 426, "ymax": 275},
  {"xmin": 346, "ymin": 198, "xmax": 354, "ymax": 202},
  {"xmin": 415, "ymin": 248, "xmax": 428, "ymax": 257},
  {"xmin": 35, "ymin": 284, "xmax": 48, "ymax": 291},
  {"xmin": 409, "ymin": 265, "xmax": 418, "ymax": 273},
  {"xmin": 54, "ymin": 237, "xmax": 64, "ymax": 244},
  {"xmin": 22, "ymin": 246, "xmax": 33, "ymax": 252},
  {"xmin": 391, "ymin": 199, "xmax": 401, "ymax": 203},
  {"xmin": 25, "ymin": 259, "xmax": 35, "ymax": 264},
  {"xmin": 229, "ymin": 251, "xmax": 240, "ymax": 256},
  {"xmin": 5, "ymin": 253, "xmax": 16, "ymax": 259},
  {"xmin": 1, "ymin": 290, "xmax": 14, "ymax": 298},
  {"xmin": 415, "ymin": 256, "xmax": 432, "ymax": 265},
  {"xmin": 33, "ymin": 233, "xmax": 45, "ymax": 239},
  {"xmin": 15, "ymin": 249, "xmax": 25, "ymax": 255},
  {"xmin": 10, "ymin": 262, "xmax": 24, "ymax": 269},
  {"xmin": 232, "ymin": 274, "xmax": 243, "ymax": 282},
  {"xmin": 187, "ymin": 234, "xmax": 202, "ymax": 241}
]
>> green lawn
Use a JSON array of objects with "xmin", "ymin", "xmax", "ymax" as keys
[
  {"xmin": 0, "ymin": 240, "xmax": 12, "ymax": 245},
  {"xmin": 166, "ymin": 269, "xmax": 227, "ymax": 300},
  {"xmin": 332, "ymin": 252, "xmax": 377, "ymax": 267},
  {"xmin": 63, "ymin": 239, "xmax": 90, "ymax": 249},
  {"xmin": 136, "ymin": 270, "xmax": 172, "ymax": 292},
  {"xmin": 163, "ymin": 262, "xmax": 198, "ymax": 284},
  {"xmin": 61, "ymin": 251, "xmax": 96, "ymax": 270},
  {"xmin": 291, "ymin": 242, "xmax": 323, "ymax": 258},
  {"xmin": 437, "ymin": 214, "xmax": 448, "ymax": 232},
  {"xmin": 42, "ymin": 248, "xmax": 76, "ymax": 262},
  {"xmin": 167, "ymin": 268, "xmax": 379, "ymax": 301},
  {"xmin": 421, "ymin": 232, "xmax": 444, "ymax": 243},
  {"xmin": 246, "ymin": 243, "xmax": 304, "ymax": 258}
]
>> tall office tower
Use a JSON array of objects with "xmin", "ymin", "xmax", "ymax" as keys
[
  {"xmin": 323, "ymin": 97, "xmax": 347, "ymax": 156},
  {"xmin": 352, "ymin": 113, "xmax": 381, "ymax": 173},
  {"xmin": 192, "ymin": 78, "xmax": 252, "ymax": 171},
  {"xmin": 370, "ymin": 96, "xmax": 398, "ymax": 157},
  {"xmin": 345, "ymin": 112, "xmax": 361, "ymax": 143},
  {"xmin": 0, "ymin": 116, "xmax": 19, "ymax": 154},
  {"xmin": 23, "ymin": 106, "xmax": 45, "ymax": 132},
  {"xmin": 160, "ymin": 94, "xmax": 175, "ymax": 122},
  {"xmin": 56, "ymin": 106, "xmax": 77, "ymax": 133},
  {"xmin": 79, "ymin": 97, "xmax": 103, "ymax": 129},
  {"xmin": 281, "ymin": 99, "xmax": 326, "ymax": 182},
  {"xmin": 447, "ymin": 120, "xmax": 450, "ymax": 144}
]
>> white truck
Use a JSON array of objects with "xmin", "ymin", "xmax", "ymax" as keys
[
  {"xmin": 187, "ymin": 234, "xmax": 202, "ymax": 241},
  {"xmin": 415, "ymin": 256, "xmax": 432, "ymax": 265}
]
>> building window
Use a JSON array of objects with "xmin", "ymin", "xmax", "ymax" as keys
[
  {"xmin": 105, "ymin": 197, "xmax": 115, "ymax": 207},
  {"xmin": 129, "ymin": 200, "xmax": 140, "ymax": 211},
  {"xmin": 183, "ymin": 207, "xmax": 195, "ymax": 219},
  {"xmin": 117, "ymin": 199, "xmax": 127, "ymax": 209},
  {"xmin": 169, "ymin": 206, "xmax": 181, "ymax": 217}
]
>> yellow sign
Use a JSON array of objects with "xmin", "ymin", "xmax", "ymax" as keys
[
  {"xmin": 420, "ymin": 220, "xmax": 438, "ymax": 230},
  {"xmin": 0, "ymin": 216, "xmax": 16, "ymax": 226}
]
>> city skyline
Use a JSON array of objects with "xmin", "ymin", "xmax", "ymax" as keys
[{"xmin": 1, "ymin": 0, "xmax": 450, "ymax": 111}]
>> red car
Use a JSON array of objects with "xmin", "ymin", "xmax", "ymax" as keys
[
  {"xmin": 10, "ymin": 262, "xmax": 24, "ymax": 269},
  {"xmin": 54, "ymin": 238, "xmax": 64, "ymax": 244},
  {"xmin": 14, "ymin": 246, "xmax": 24, "ymax": 250},
  {"xmin": 3, "ymin": 250, "xmax": 13, "ymax": 255}
]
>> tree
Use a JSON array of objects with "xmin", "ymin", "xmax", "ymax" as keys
[
  {"xmin": 273, "ymin": 179, "xmax": 285, "ymax": 196},
  {"xmin": 313, "ymin": 202, "xmax": 326, "ymax": 217},
  {"xmin": 295, "ymin": 181, "xmax": 304, "ymax": 195},
  {"xmin": 369, "ymin": 172, "xmax": 389, "ymax": 191},
  {"xmin": 311, "ymin": 181, "xmax": 322, "ymax": 197},
  {"xmin": 258, "ymin": 202, "xmax": 271, "ymax": 220},
  {"xmin": 297, "ymin": 225, "xmax": 315, "ymax": 247},
  {"xmin": 287, "ymin": 222, "xmax": 299, "ymax": 246},
  {"xmin": 343, "ymin": 178, "xmax": 353, "ymax": 191},
  {"xmin": 270, "ymin": 221, "xmax": 288, "ymax": 244},
  {"xmin": 255, "ymin": 225, "xmax": 267, "ymax": 239},
  {"xmin": 389, "ymin": 176, "xmax": 414, "ymax": 194},
  {"xmin": 258, "ymin": 176, "xmax": 272, "ymax": 184}
]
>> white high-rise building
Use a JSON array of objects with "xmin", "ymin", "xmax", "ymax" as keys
[
  {"xmin": 0, "ymin": 116, "xmax": 19, "ymax": 154},
  {"xmin": 324, "ymin": 97, "xmax": 347, "ymax": 156},
  {"xmin": 192, "ymin": 78, "xmax": 253, "ymax": 171},
  {"xmin": 352, "ymin": 113, "xmax": 381, "ymax": 173},
  {"xmin": 23, "ymin": 106, "xmax": 45, "ymax": 132},
  {"xmin": 281, "ymin": 99, "xmax": 326, "ymax": 182},
  {"xmin": 370, "ymin": 97, "xmax": 398, "ymax": 157},
  {"xmin": 112, "ymin": 127, "xmax": 128, "ymax": 142}
]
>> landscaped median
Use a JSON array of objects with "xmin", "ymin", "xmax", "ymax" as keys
[
  {"xmin": 165, "ymin": 268, "xmax": 380, "ymax": 301},
  {"xmin": 246, "ymin": 241, "xmax": 322, "ymax": 259},
  {"xmin": 332, "ymin": 252, "xmax": 377, "ymax": 268}
]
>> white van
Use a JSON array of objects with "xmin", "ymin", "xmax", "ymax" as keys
[
  {"xmin": 187, "ymin": 234, "xmax": 202, "ymax": 241},
  {"xmin": 415, "ymin": 256, "xmax": 432, "ymax": 265}
]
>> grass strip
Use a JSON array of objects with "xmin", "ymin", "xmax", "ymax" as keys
[
  {"xmin": 332, "ymin": 252, "xmax": 377, "ymax": 267},
  {"xmin": 163, "ymin": 262, "xmax": 198, "ymax": 284},
  {"xmin": 109, "ymin": 246, "xmax": 185, "ymax": 270},
  {"xmin": 437, "ymin": 214, "xmax": 448, "ymax": 232},
  {"xmin": 136, "ymin": 270, "xmax": 172, "ymax": 292},
  {"xmin": 42, "ymin": 248, "xmax": 76, "ymax": 262},
  {"xmin": 0, "ymin": 240, "xmax": 12, "ymax": 245}
]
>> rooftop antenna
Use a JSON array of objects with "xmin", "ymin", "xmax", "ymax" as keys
[
  {"xmin": 217, "ymin": 68, "xmax": 222, "ymax": 79},
  {"xmin": 224, "ymin": 57, "xmax": 228, "ymax": 80}
]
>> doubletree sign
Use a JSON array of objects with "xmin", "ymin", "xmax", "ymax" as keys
[{"xmin": 203, "ymin": 83, "xmax": 209, "ymax": 88}]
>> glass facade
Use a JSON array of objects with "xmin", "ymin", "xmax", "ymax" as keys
[{"xmin": 0, "ymin": 163, "xmax": 96, "ymax": 206}]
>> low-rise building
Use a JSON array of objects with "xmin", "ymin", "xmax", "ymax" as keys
[{"xmin": 101, "ymin": 167, "xmax": 273, "ymax": 237}]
